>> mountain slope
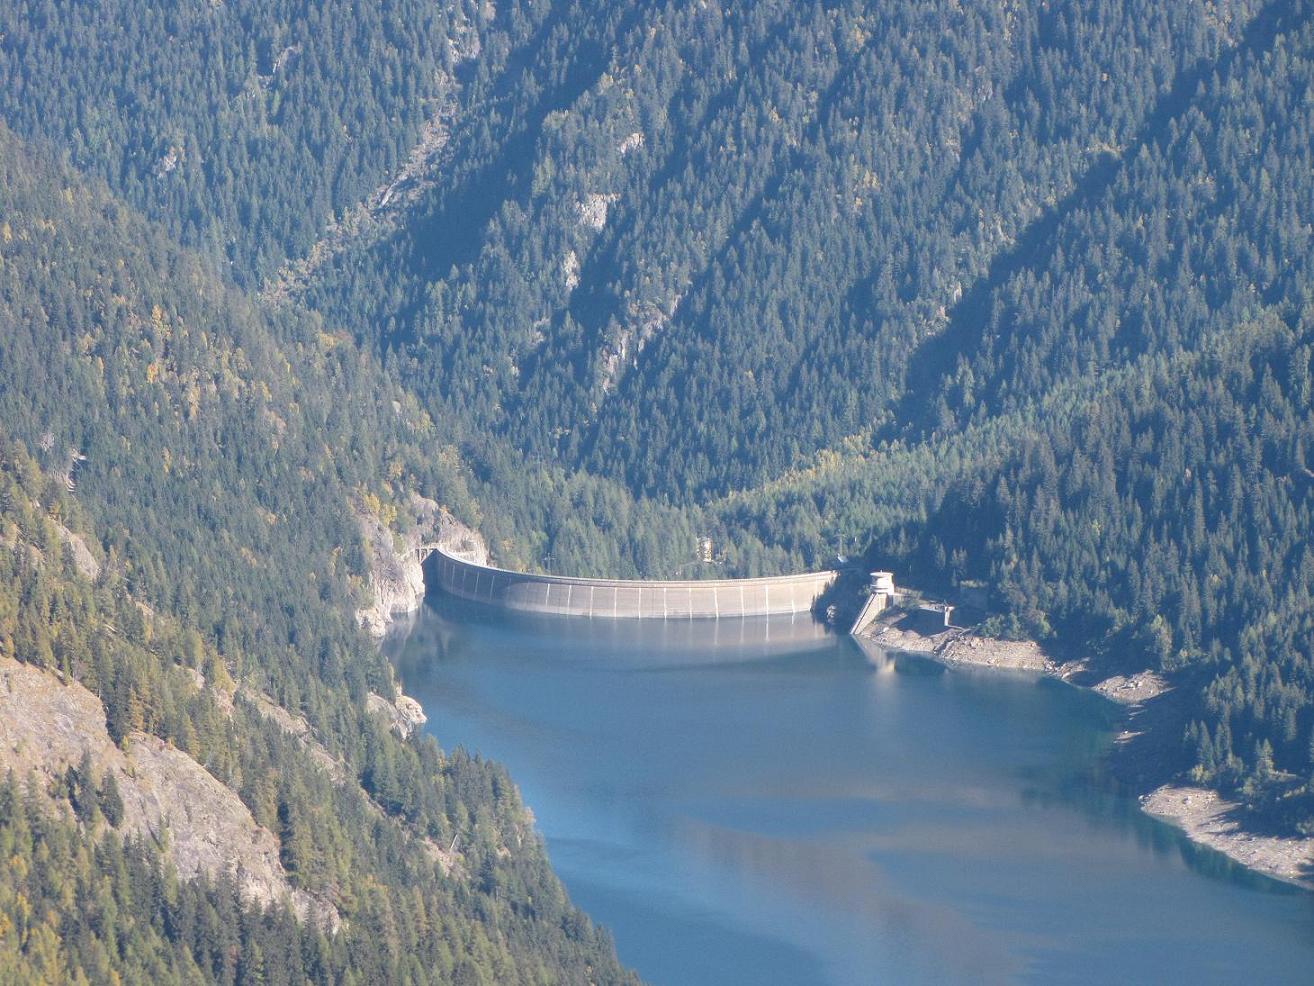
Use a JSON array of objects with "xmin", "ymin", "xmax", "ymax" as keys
[
  {"xmin": 0, "ymin": 125, "xmax": 634, "ymax": 983},
  {"xmin": 0, "ymin": 0, "xmax": 491, "ymax": 283},
  {"xmin": 300, "ymin": 0, "xmax": 1265, "ymax": 496},
  {"xmin": 281, "ymin": 0, "xmax": 1314, "ymax": 828},
  {"xmin": 6, "ymin": 0, "xmax": 1314, "ymax": 910},
  {"xmin": 711, "ymin": 0, "xmax": 1314, "ymax": 821}
]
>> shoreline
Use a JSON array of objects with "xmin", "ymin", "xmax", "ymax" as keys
[
  {"xmin": 1141, "ymin": 785, "xmax": 1314, "ymax": 891},
  {"xmin": 861, "ymin": 616, "xmax": 1049, "ymax": 673},
  {"xmin": 857, "ymin": 611, "xmax": 1314, "ymax": 891},
  {"xmin": 395, "ymin": 592, "xmax": 1314, "ymax": 894}
]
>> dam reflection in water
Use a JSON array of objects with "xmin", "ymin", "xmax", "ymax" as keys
[{"xmin": 390, "ymin": 595, "xmax": 1314, "ymax": 986}]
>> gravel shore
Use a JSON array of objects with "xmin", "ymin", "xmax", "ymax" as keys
[
  {"xmin": 1142, "ymin": 785, "xmax": 1314, "ymax": 890},
  {"xmin": 858, "ymin": 613, "xmax": 1309, "ymax": 892},
  {"xmin": 863, "ymin": 617, "xmax": 1047, "ymax": 672}
]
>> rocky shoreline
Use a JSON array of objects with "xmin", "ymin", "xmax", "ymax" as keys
[
  {"xmin": 862, "ymin": 617, "xmax": 1049, "ymax": 672},
  {"xmin": 858, "ymin": 611, "xmax": 1311, "ymax": 892},
  {"xmin": 1142, "ymin": 785, "xmax": 1314, "ymax": 891},
  {"xmin": 387, "ymin": 578, "xmax": 1313, "ymax": 893}
]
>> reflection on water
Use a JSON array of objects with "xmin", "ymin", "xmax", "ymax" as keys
[
  {"xmin": 390, "ymin": 596, "xmax": 1314, "ymax": 986},
  {"xmin": 395, "ymin": 596, "xmax": 838, "ymax": 663}
]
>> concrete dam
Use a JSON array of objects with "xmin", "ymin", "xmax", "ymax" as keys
[{"xmin": 431, "ymin": 546, "xmax": 837, "ymax": 619}]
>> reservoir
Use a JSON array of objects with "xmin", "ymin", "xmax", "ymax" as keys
[{"xmin": 390, "ymin": 597, "xmax": 1314, "ymax": 984}]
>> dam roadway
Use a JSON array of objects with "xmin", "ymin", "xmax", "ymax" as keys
[{"xmin": 430, "ymin": 546, "xmax": 837, "ymax": 619}]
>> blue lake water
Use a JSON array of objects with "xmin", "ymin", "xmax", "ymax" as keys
[{"xmin": 390, "ymin": 597, "xmax": 1314, "ymax": 984}]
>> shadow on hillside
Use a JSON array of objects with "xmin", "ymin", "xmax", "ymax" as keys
[{"xmin": 892, "ymin": 0, "xmax": 1301, "ymax": 439}]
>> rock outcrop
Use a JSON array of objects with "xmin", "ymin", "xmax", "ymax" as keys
[
  {"xmin": 54, "ymin": 520, "xmax": 100, "ymax": 580},
  {"xmin": 936, "ymin": 633, "xmax": 1048, "ymax": 671},
  {"xmin": 242, "ymin": 687, "xmax": 347, "ymax": 783},
  {"xmin": 355, "ymin": 493, "xmax": 488, "ymax": 637},
  {"xmin": 366, "ymin": 691, "xmax": 428, "ymax": 738},
  {"xmin": 433, "ymin": 506, "xmax": 489, "ymax": 566},
  {"xmin": 576, "ymin": 191, "xmax": 618, "ymax": 230},
  {"xmin": 0, "ymin": 656, "xmax": 338, "ymax": 929},
  {"xmin": 1092, "ymin": 671, "xmax": 1170, "ymax": 705},
  {"xmin": 861, "ymin": 613, "xmax": 1049, "ymax": 672}
]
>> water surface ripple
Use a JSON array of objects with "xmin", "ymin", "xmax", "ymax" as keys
[{"xmin": 390, "ymin": 599, "xmax": 1314, "ymax": 985}]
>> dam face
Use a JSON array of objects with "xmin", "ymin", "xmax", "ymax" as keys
[{"xmin": 431, "ymin": 548, "xmax": 836, "ymax": 619}]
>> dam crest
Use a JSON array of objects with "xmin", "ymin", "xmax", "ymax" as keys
[{"xmin": 430, "ymin": 546, "xmax": 837, "ymax": 619}]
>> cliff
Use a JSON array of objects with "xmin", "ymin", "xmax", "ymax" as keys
[
  {"xmin": 0, "ymin": 656, "xmax": 338, "ymax": 929},
  {"xmin": 355, "ymin": 493, "xmax": 488, "ymax": 637},
  {"xmin": 366, "ymin": 691, "xmax": 428, "ymax": 738}
]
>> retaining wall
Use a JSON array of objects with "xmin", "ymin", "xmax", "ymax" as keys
[{"xmin": 430, "ymin": 548, "xmax": 836, "ymax": 619}]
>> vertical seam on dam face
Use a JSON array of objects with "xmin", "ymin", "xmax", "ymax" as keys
[{"xmin": 431, "ymin": 547, "xmax": 837, "ymax": 620}]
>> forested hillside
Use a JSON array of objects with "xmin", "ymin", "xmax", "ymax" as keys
[
  {"xmin": 0, "ymin": 128, "xmax": 633, "ymax": 983},
  {"xmin": 0, "ymin": 0, "xmax": 491, "ymax": 283},
  {"xmin": 890, "ymin": 0, "xmax": 1314, "ymax": 825},
  {"xmin": 286, "ymin": 0, "xmax": 1314, "ymax": 827},
  {"xmin": 297, "ymin": 0, "xmax": 1264, "ymax": 495},
  {"xmin": 6, "ymin": 0, "xmax": 1314, "ymax": 972}
]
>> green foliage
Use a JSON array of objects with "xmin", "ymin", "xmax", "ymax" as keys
[
  {"xmin": 7, "ymin": 0, "xmax": 1314, "ymax": 942},
  {"xmin": 860, "ymin": 1, "xmax": 1314, "ymax": 824},
  {"xmin": 0, "ymin": 0, "xmax": 492, "ymax": 284},
  {"xmin": 0, "ymin": 126, "xmax": 633, "ymax": 983},
  {"xmin": 303, "ymin": 0, "xmax": 1264, "ymax": 500},
  {"xmin": 97, "ymin": 771, "xmax": 124, "ymax": 829},
  {"xmin": 0, "ymin": 767, "xmax": 630, "ymax": 986}
]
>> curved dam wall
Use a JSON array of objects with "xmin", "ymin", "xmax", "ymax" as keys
[{"xmin": 430, "ymin": 548, "xmax": 836, "ymax": 619}]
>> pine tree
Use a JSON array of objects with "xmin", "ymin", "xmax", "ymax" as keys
[{"xmin": 97, "ymin": 771, "xmax": 124, "ymax": 829}]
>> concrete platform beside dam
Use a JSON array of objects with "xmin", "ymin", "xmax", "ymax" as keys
[{"xmin": 430, "ymin": 547, "xmax": 837, "ymax": 619}]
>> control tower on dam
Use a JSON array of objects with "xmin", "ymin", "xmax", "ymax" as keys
[{"xmin": 431, "ymin": 546, "xmax": 837, "ymax": 619}]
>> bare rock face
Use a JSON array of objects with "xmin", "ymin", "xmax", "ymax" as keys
[
  {"xmin": 618, "ymin": 130, "xmax": 644, "ymax": 155},
  {"xmin": 0, "ymin": 657, "xmax": 338, "ymax": 930},
  {"xmin": 125, "ymin": 735, "xmax": 317, "ymax": 917},
  {"xmin": 862, "ymin": 614, "xmax": 1048, "ymax": 672},
  {"xmin": 576, "ymin": 192, "xmax": 618, "ymax": 230},
  {"xmin": 53, "ymin": 520, "xmax": 100, "ymax": 580},
  {"xmin": 421, "ymin": 836, "xmax": 464, "ymax": 878},
  {"xmin": 0, "ymin": 657, "xmax": 112, "ymax": 782},
  {"xmin": 433, "ymin": 507, "xmax": 488, "ymax": 565},
  {"xmin": 242, "ymin": 688, "xmax": 346, "ymax": 783},
  {"xmin": 561, "ymin": 248, "xmax": 580, "ymax": 290},
  {"xmin": 354, "ymin": 493, "xmax": 436, "ymax": 637},
  {"xmin": 366, "ymin": 691, "xmax": 428, "ymax": 738},
  {"xmin": 936, "ymin": 634, "xmax": 1048, "ymax": 671},
  {"xmin": 355, "ymin": 526, "xmax": 426, "ymax": 638},
  {"xmin": 355, "ymin": 492, "xmax": 489, "ymax": 636}
]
